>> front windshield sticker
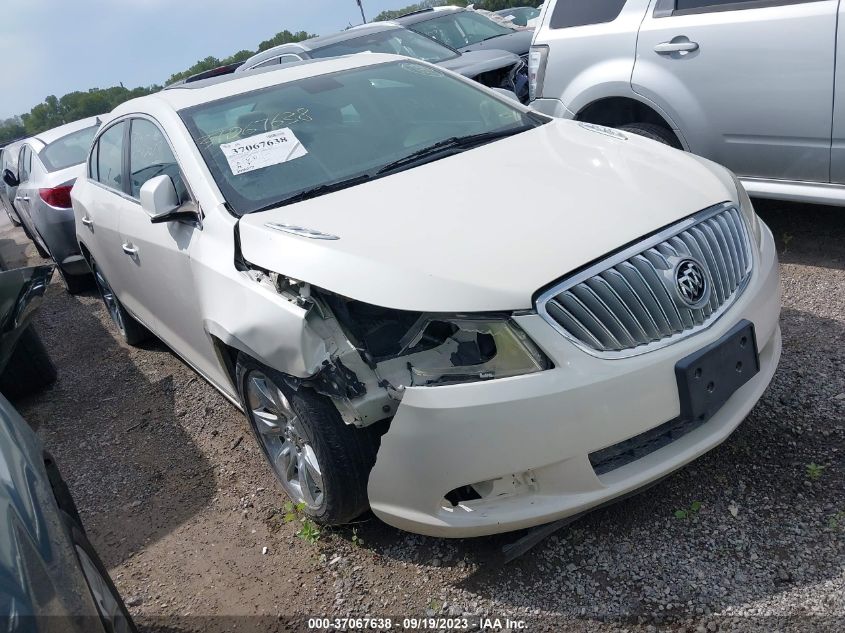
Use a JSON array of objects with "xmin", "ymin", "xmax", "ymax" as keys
[
  {"xmin": 220, "ymin": 128, "xmax": 308, "ymax": 175},
  {"xmin": 400, "ymin": 62, "xmax": 443, "ymax": 78}
]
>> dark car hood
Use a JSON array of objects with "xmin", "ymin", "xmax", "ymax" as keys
[
  {"xmin": 458, "ymin": 29, "xmax": 533, "ymax": 56},
  {"xmin": 0, "ymin": 265, "xmax": 54, "ymax": 374},
  {"xmin": 438, "ymin": 48, "xmax": 521, "ymax": 78}
]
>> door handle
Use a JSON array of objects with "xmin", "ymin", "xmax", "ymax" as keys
[
  {"xmin": 655, "ymin": 40, "xmax": 699, "ymax": 54},
  {"xmin": 121, "ymin": 243, "xmax": 138, "ymax": 256},
  {"xmin": 81, "ymin": 217, "xmax": 93, "ymax": 227},
  {"xmin": 16, "ymin": 195, "xmax": 29, "ymax": 202}
]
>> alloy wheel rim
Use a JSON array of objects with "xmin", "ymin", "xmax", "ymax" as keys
[
  {"xmin": 246, "ymin": 371, "xmax": 324, "ymax": 510},
  {"xmin": 94, "ymin": 268, "xmax": 125, "ymax": 335}
]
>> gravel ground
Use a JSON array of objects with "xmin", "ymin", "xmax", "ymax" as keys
[{"xmin": 1, "ymin": 200, "xmax": 843, "ymax": 633}]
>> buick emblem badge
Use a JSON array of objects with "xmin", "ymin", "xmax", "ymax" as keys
[{"xmin": 674, "ymin": 258, "xmax": 710, "ymax": 308}]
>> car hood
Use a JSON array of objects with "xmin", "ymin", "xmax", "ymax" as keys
[
  {"xmin": 438, "ymin": 48, "xmax": 521, "ymax": 77},
  {"xmin": 458, "ymin": 30, "xmax": 533, "ymax": 56},
  {"xmin": 238, "ymin": 120, "xmax": 738, "ymax": 313}
]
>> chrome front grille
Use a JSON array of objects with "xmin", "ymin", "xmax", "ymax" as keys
[{"xmin": 536, "ymin": 203, "xmax": 753, "ymax": 357}]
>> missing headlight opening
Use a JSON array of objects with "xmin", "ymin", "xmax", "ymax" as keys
[{"xmin": 253, "ymin": 273, "xmax": 551, "ymax": 428}]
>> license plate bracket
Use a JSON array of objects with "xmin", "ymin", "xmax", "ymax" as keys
[{"xmin": 675, "ymin": 320, "xmax": 759, "ymax": 424}]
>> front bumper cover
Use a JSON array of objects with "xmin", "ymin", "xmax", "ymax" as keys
[{"xmin": 368, "ymin": 222, "xmax": 781, "ymax": 537}]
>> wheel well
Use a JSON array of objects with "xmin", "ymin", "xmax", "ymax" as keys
[
  {"xmin": 78, "ymin": 242, "xmax": 92, "ymax": 266},
  {"xmin": 210, "ymin": 336, "xmax": 240, "ymax": 391},
  {"xmin": 576, "ymin": 98, "xmax": 681, "ymax": 144}
]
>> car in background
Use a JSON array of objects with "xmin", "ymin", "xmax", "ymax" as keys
[
  {"xmin": 0, "ymin": 392, "xmax": 135, "ymax": 632},
  {"xmin": 494, "ymin": 6, "xmax": 541, "ymax": 27},
  {"xmin": 2, "ymin": 117, "xmax": 100, "ymax": 293},
  {"xmin": 72, "ymin": 53, "xmax": 780, "ymax": 538},
  {"xmin": 393, "ymin": 7, "xmax": 534, "ymax": 57},
  {"xmin": 0, "ymin": 140, "xmax": 26, "ymax": 227},
  {"xmin": 236, "ymin": 23, "xmax": 526, "ymax": 101},
  {"xmin": 0, "ymin": 262, "xmax": 56, "ymax": 400},
  {"xmin": 529, "ymin": 0, "xmax": 845, "ymax": 206}
]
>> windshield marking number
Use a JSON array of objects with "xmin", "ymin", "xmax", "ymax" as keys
[{"xmin": 220, "ymin": 128, "xmax": 308, "ymax": 175}]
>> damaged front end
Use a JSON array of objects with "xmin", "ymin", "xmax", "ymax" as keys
[{"xmin": 245, "ymin": 268, "xmax": 550, "ymax": 428}]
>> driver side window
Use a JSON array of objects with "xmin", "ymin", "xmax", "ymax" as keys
[{"xmin": 129, "ymin": 118, "xmax": 188, "ymax": 202}]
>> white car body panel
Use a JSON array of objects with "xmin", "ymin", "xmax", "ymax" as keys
[
  {"xmin": 240, "ymin": 120, "xmax": 735, "ymax": 313},
  {"xmin": 72, "ymin": 53, "xmax": 781, "ymax": 537}
]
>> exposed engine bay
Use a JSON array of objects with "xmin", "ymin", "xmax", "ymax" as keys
[{"xmin": 246, "ymin": 268, "xmax": 550, "ymax": 427}]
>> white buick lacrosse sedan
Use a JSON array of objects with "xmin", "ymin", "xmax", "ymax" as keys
[{"xmin": 72, "ymin": 54, "xmax": 781, "ymax": 537}]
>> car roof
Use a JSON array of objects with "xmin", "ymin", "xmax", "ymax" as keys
[
  {"xmin": 32, "ymin": 116, "xmax": 101, "ymax": 148},
  {"xmin": 393, "ymin": 6, "xmax": 464, "ymax": 25},
  {"xmin": 108, "ymin": 53, "xmax": 408, "ymax": 117},
  {"xmin": 239, "ymin": 23, "xmax": 406, "ymax": 70}
]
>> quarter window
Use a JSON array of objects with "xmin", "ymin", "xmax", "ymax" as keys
[
  {"xmin": 96, "ymin": 122, "xmax": 125, "ymax": 190},
  {"xmin": 550, "ymin": 0, "xmax": 626, "ymax": 28},
  {"xmin": 129, "ymin": 119, "xmax": 188, "ymax": 201}
]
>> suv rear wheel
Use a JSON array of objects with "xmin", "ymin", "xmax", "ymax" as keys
[{"xmin": 618, "ymin": 122, "xmax": 681, "ymax": 149}]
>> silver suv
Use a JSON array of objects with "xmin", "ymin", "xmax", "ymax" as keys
[{"xmin": 529, "ymin": 0, "xmax": 844, "ymax": 205}]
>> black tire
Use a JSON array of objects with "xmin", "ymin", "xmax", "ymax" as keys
[
  {"xmin": 618, "ymin": 122, "xmax": 682, "ymax": 149},
  {"xmin": 62, "ymin": 511, "xmax": 138, "ymax": 633},
  {"xmin": 2, "ymin": 199, "xmax": 21, "ymax": 226},
  {"xmin": 91, "ymin": 260, "xmax": 150, "ymax": 346},
  {"xmin": 0, "ymin": 325, "xmax": 57, "ymax": 400},
  {"xmin": 236, "ymin": 354, "xmax": 382, "ymax": 526},
  {"xmin": 58, "ymin": 264, "xmax": 95, "ymax": 295}
]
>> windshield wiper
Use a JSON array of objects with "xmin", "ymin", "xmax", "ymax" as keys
[
  {"xmin": 375, "ymin": 125, "xmax": 534, "ymax": 176},
  {"xmin": 252, "ymin": 174, "xmax": 372, "ymax": 213}
]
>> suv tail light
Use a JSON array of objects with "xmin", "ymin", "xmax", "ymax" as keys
[
  {"xmin": 39, "ymin": 186, "xmax": 73, "ymax": 209},
  {"xmin": 528, "ymin": 45, "xmax": 549, "ymax": 102}
]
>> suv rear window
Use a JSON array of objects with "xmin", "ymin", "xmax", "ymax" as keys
[
  {"xmin": 550, "ymin": 0, "xmax": 627, "ymax": 29},
  {"xmin": 40, "ymin": 125, "xmax": 98, "ymax": 172}
]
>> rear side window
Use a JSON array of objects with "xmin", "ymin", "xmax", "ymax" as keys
[
  {"xmin": 95, "ymin": 122, "xmax": 125, "ymax": 190},
  {"xmin": 550, "ymin": 0, "xmax": 627, "ymax": 28},
  {"xmin": 18, "ymin": 146, "xmax": 32, "ymax": 182},
  {"xmin": 40, "ymin": 125, "xmax": 98, "ymax": 172},
  {"xmin": 129, "ymin": 118, "xmax": 188, "ymax": 201}
]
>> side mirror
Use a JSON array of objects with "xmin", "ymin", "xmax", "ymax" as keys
[
  {"xmin": 3, "ymin": 169, "xmax": 19, "ymax": 188},
  {"xmin": 140, "ymin": 174, "xmax": 179, "ymax": 219},
  {"xmin": 140, "ymin": 174, "xmax": 201, "ymax": 226}
]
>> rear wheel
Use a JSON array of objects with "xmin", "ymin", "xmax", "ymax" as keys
[
  {"xmin": 618, "ymin": 122, "xmax": 681, "ymax": 149},
  {"xmin": 0, "ymin": 325, "xmax": 57, "ymax": 400},
  {"xmin": 92, "ymin": 261, "xmax": 150, "ymax": 345},
  {"xmin": 236, "ymin": 354, "xmax": 382, "ymax": 526},
  {"xmin": 2, "ymin": 198, "xmax": 21, "ymax": 226},
  {"xmin": 57, "ymin": 264, "xmax": 94, "ymax": 295}
]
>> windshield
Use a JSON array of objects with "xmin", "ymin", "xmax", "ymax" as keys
[
  {"xmin": 180, "ymin": 61, "xmax": 543, "ymax": 215},
  {"xmin": 309, "ymin": 28, "xmax": 459, "ymax": 64},
  {"xmin": 412, "ymin": 11, "xmax": 513, "ymax": 49},
  {"xmin": 496, "ymin": 8, "xmax": 540, "ymax": 27},
  {"xmin": 40, "ymin": 125, "xmax": 98, "ymax": 172}
]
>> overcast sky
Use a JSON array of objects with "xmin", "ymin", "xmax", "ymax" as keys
[{"xmin": 0, "ymin": 0, "xmax": 416, "ymax": 119}]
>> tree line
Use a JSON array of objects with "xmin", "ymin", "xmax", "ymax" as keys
[{"xmin": 0, "ymin": 1, "xmax": 540, "ymax": 146}]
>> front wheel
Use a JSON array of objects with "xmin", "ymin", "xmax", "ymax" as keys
[
  {"xmin": 0, "ymin": 325, "xmax": 57, "ymax": 400},
  {"xmin": 236, "ymin": 354, "xmax": 382, "ymax": 525}
]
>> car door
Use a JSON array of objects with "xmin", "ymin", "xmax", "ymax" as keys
[
  {"xmin": 830, "ymin": 0, "xmax": 845, "ymax": 183},
  {"xmin": 118, "ymin": 116, "xmax": 209, "ymax": 367},
  {"xmin": 78, "ymin": 121, "xmax": 134, "ymax": 297},
  {"xmin": 14, "ymin": 146, "xmax": 34, "ymax": 229},
  {"xmin": 634, "ymin": 0, "xmax": 838, "ymax": 182}
]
